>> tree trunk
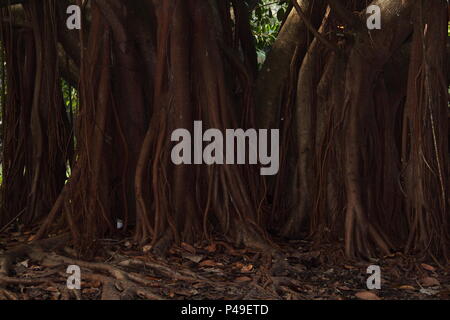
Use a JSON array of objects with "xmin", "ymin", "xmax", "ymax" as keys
[{"xmin": 0, "ymin": 0, "xmax": 447, "ymax": 261}]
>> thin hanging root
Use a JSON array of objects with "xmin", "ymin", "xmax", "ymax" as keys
[
  {"xmin": 345, "ymin": 204, "xmax": 391, "ymax": 258},
  {"xmin": 0, "ymin": 2, "xmax": 69, "ymax": 228},
  {"xmin": 34, "ymin": 168, "xmax": 81, "ymax": 241}
]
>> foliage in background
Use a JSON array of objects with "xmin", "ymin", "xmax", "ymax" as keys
[
  {"xmin": 61, "ymin": 80, "xmax": 78, "ymax": 115},
  {"xmin": 250, "ymin": 0, "xmax": 289, "ymax": 65}
]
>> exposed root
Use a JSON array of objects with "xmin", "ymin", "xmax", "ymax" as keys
[
  {"xmin": 151, "ymin": 230, "xmax": 173, "ymax": 258},
  {"xmin": 0, "ymin": 288, "xmax": 18, "ymax": 300},
  {"xmin": 0, "ymin": 234, "xmax": 69, "ymax": 277},
  {"xmin": 82, "ymin": 272, "xmax": 164, "ymax": 301},
  {"xmin": 0, "ymin": 275, "xmax": 54, "ymax": 286},
  {"xmin": 117, "ymin": 258, "xmax": 208, "ymax": 283}
]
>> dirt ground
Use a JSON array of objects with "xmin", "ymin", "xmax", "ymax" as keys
[{"xmin": 0, "ymin": 226, "xmax": 448, "ymax": 300}]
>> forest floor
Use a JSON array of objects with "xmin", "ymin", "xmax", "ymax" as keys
[{"xmin": 0, "ymin": 226, "xmax": 448, "ymax": 300}]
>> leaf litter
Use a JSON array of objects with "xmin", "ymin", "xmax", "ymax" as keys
[{"xmin": 0, "ymin": 229, "xmax": 448, "ymax": 300}]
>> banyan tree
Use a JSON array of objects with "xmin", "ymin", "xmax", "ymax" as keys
[{"xmin": 0, "ymin": 0, "xmax": 448, "ymax": 261}]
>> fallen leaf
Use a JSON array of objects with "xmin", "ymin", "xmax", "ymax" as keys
[
  {"xmin": 355, "ymin": 291, "xmax": 381, "ymax": 300},
  {"xmin": 205, "ymin": 243, "xmax": 217, "ymax": 253},
  {"xmin": 420, "ymin": 263, "xmax": 436, "ymax": 272},
  {"xmin": 235, "ymin": 276, "xmax": 252, "ymax": 283},
  {"xmin": 115, "ymin": 282, "xmax": 124, "ymax": 292},
  {"xmin": 398, "ymin": 285, "xmax": 415, "ymax": 290},
  {"xmin": 240, "ymin": 264, "xmax": 253, "ymax": 273},
  {"xmin": 203, "ymin": 268, "xmax": 225, "ymax": 275},
  {"xmin": 175, "ymin": 289, "xmax": 199, "ymax": 297},
  {"xmin": 199, "ymin": 260, "xmax": 221, "ymax": 267},
  {"xmin": 344, "ymin": 265, "xmax": 355, "ymax": 270},
  {"xmin": 51, "ymin": 292, "xmax": 61, "ymax": 300},
  {"xmin": 142, "ymin": 244, "xmax": 152, "ymax": 253},
  {"xmin": 420, "ymin": 277, "xmax": 440, "ymax": 287},
  {"xmin": 181, "ymin": 242, "xmax": 196, "ymax": 254},
  {"xmin": 183, "ymin": 253, "xmax": 203, "ymax": 264},
  {"xmin": 420, "ymin": 288, "xmax": 438, "ymax": 296},
  {"xmin": 124, "ymin": 241, "xmax": 132, "ymax": 248},
  {"xmin": 337, "ymin": 286, "xmax": 351, "ymax": 291},
  {"xmin": 19, "ymin": 260, "xmax": 29, "ymax": 268}
]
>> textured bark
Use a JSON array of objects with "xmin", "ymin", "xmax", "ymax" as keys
[
  {"xmin": 402, "ymin": 0, "xmax": 449, "ymax": 257},
  {"xmin": 4, "ymin": 0, "xmax": 268, "ymax": 253},
  {"xmin": 1, "ymin": 1, "xmax": 71, "ymax": 227},
  {"xmin": 258, "ymin": 0, "xmax": 448, "ymax": 259},
  {"xmin": 256, "ymin": 0, "xmax": 326, "ymax": 130}
]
